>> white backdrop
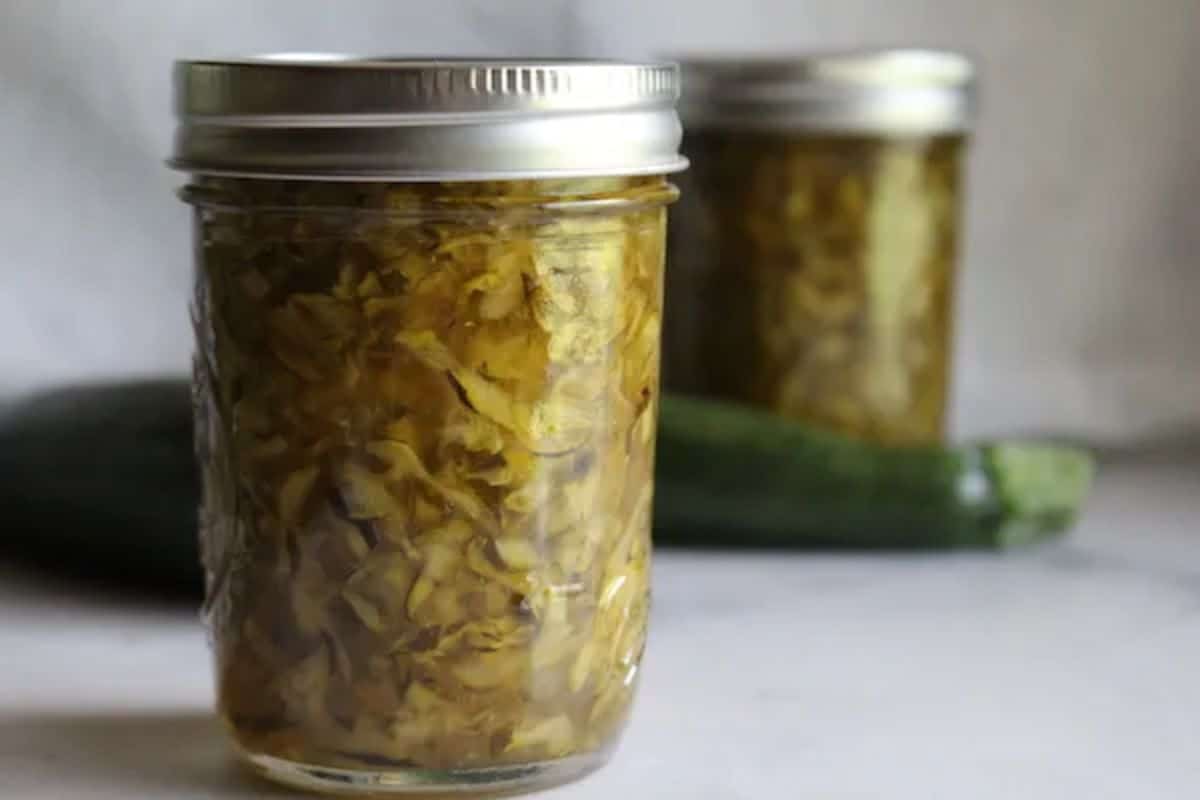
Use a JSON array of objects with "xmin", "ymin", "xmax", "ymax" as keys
[{"xmin": 2, "ymin": 0, "xmax": 1198, "ymax": 442}]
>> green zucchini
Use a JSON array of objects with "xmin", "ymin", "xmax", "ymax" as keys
[
  {"xmin": 0, "ymin": 382, "xmax": 1095, "ymax": 598},
  {"xmin": 0, "ymin": 379, "xmax": 201, "ymax": 593},
  {"xmin": 652, "ymin": 394, "xmax": 1094, "ymax": 549}
]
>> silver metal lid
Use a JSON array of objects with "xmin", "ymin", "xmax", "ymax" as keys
[
  {"xmin": 679, "ymin": 49, "xmax": 976, "ymax": 135},
  {"xmin": 170, "ymin": 56, "xmax": 688, "ymax": 181}
]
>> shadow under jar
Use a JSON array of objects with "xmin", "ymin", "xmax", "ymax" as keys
[
  {"xmin": 170, "ymin": 57, "xmax": 686, "ymax": 796},
  {"xmin": 666, "ymin": 50, "xmax": 975, "ymax": 444}
]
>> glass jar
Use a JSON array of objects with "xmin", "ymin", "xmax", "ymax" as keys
[
  {"xmin": 171, "ymin": 57, "xmax": 685, "ymax": 796},
  {"xmin": 665, "ymin": 50, "xmax": 974, "ymax": 444}
]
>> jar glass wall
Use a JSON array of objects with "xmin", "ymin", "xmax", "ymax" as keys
[{"xmin": 188, "ymin": 176, "xmax": 672, "ymax": 793}]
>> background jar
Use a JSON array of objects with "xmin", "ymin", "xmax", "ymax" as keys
[
  {"xmin": 665, "ymin": 50, "xmax": 975, "ymax": 444},
  {"xmin": 171, "ymin": 57, "xmax": 685, "ymax": 796}
]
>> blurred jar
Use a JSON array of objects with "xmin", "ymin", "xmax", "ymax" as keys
[
  {"xmin": 171, "ymin": 57, "xmax": 685, "ymax": 796},
  {"xmin": 666, "ymin": 50, "xmax": 975, "ymax": 444}
]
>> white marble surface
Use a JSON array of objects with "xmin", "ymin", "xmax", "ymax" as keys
[{"xmin": 2, "ymin": 459, "xmax": 1199, "ymax": 799}]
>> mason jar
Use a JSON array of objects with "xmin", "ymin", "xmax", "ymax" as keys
[
  {"xmin": 170, "ymin": 57, "xmax": 685, "ymax": 796},
  {"xmin": 665, "ymin": 50, "xmax": 974, "ymax": 444}
]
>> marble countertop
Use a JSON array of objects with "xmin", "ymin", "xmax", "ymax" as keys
[{"xmin": 2, "ymin": 459, "xmax": 1198, "ymax": 799}]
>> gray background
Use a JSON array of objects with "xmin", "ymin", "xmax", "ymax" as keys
[{"xmin": 3, "ymin": 0, "xmax": 1197, "ymax": 441}]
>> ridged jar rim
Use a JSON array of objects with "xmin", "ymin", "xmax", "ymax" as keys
[
  {"xmin": 677, "ymin": 49, "xmax": 977, "ymax": 135},
  {"xmin": 170, "ymin": 55, "xmax": 689, "ymax": 181}
]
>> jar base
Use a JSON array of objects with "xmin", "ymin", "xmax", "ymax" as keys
[{"xmin": 241, "ymin": 749, "xmax": 609, "ymax": 797}]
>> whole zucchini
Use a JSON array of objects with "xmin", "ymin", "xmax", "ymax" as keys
[
  {"xmin": 653, "ymin": 394, "xmax": 1094, "ymax": 549},
  {"xmin": 0, "ymin": 382, "xmax": 1096, "ymax": 597},
  {"xmin": 0, "ymin": 379, "xmax": 201, "ymax": 593}
]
